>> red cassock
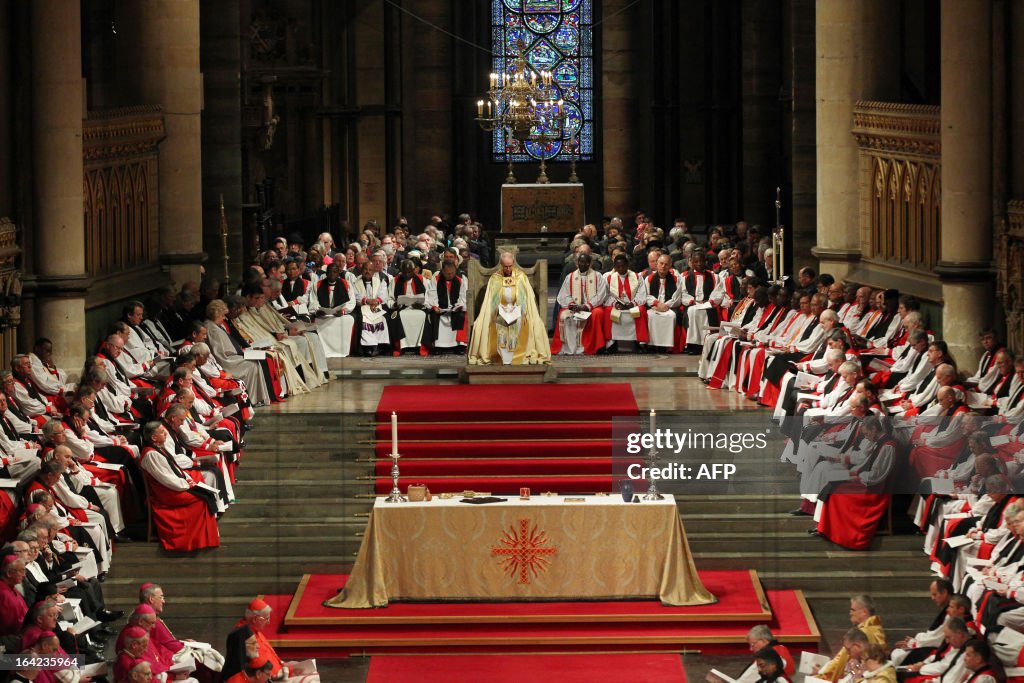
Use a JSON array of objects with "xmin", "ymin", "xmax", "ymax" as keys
[
  {"xmin": 908, "ymin": 406, "xmax": 970, "ymax": 477},
  {"xmin": 142, "ymin": 447, "xmax": 220, "ymax": 552},
  {"xmin": 0, "ymin": 491, "xmax": 15, "ymax": 542},
  {"xmin": 550, "ymin": 305, "xmax": 610, "ymax": 355},
  {"xmin": 817, "ymin": 489, "xmax": 891, "ymax": 550}
]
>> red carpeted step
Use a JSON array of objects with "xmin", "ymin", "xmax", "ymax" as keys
[
  {"xmin": 263, "ymin": 589, "xmax": 819, "ymax": 654},
  {"xmin": 287, "ymin": 571, "xmax": 770, "ymax": 624},
  {"xmin": 367, "ymin": 653, "xmax": 685, "ymax": 683},
  {"xmin": 377, "ymin": 384, "xmax": 639, "ymax": 422},
  {"xmin": 374, "ymin": 457, "xmax": 623, "ymax": 477},
  {"xmin": 375, "ymin": 439, "xmax": 614, "ymax": 459},
  {"xmin": 372, "ymin": 474, "xmax": 614, "ymax": 495},
  {"xmin": 375, "ymin": 421, "xmax": 619, "ymax": 441}
]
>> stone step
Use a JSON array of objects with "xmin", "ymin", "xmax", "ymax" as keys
[
  {"xmin": 757, "ymin": 569, "xmax": 928, "ymax": 592},
  {"xmin": 101, "ymin": 555, "xmax": 351, "ymax": 579}
]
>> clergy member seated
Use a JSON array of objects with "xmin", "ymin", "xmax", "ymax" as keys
[
  {"xmin": 424, "ymin": 260, "xmax": 467, "ymax": 355},
  {"xmin": 139, "ymin": 421, "xmax": 220, "ymax": 553},
  {"xmin": 679, "ymin": 251, "xmax": 719, "ymax": 354},
  {"xmin": 388, "ymin": 259, "xmax": 429, "ymax": 355},
  {"xmin": 751, "ymin": 647, "xmax": 791, "ymax": 683},
  {"xmin": 603, "ymin": 253, "xmax": 649, "ymax": 352},
  {"xmin": 227, "ymin": 656, "xmax": 274, "ymax": 683},
  {"xmin": 811, "ymin": 593, "xmax": 884, "ymax": 683},
  {"xmin": 351, "ymin": 261, "xmax": 392, "ymax": 357},
  {"xmin": 311, "ymin": 263, "xmax": 355, "ymax": 359},
  {"xmin": 644, "ymin": 254, "xmax": 683, "ymax": 353},
  {"xmin": 552, "ymin": 252, "xmax": 610, "ymax": 355},
  {"xmin": 225, "ymin": 598, "xmax": 320, "ymax": 682},
  {"xmin": 706, "ymin": 625, "xmax": 795, "ymax": 683},
  {"xmin": 468, "ymin": 252, "xmax": 550, "ymax": 366}
]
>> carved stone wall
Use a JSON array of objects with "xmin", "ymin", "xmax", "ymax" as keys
[
  {"xmin": 853, "ymin": 101, "xmax": 941, "ymax": 274},
  {"xmin": 82, "ymin": 106, "xmax": 165, "ymax": 278},
  {"xmin": 0, "ymin": 218, "xmax": 22, "ymax": 367},
  {"xmin": 999, "ymin": 201, "xmax": 1024, "ymax": 353}
]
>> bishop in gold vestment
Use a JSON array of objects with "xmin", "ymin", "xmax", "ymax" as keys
[{"xmin": 468, "ymin": 253, "xmax": 551, "ymax": 366}]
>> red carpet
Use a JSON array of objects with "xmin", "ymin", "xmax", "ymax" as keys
[
  {"xmin": 366, "ymin": 653, "xmax": 686, "ymax": 683},
  {"xmin": 262, "ymin": 584, "xmax": 818, "ymax": 656},
  {"xmin": 376, "ymin": 457, "xmax": 640, "ymax": 477},
  {"xmin": 374, "ymin": 421, "xmax": 619, "ymax": 440},
  {"xmin": 285, "ymin": 571, "xmax": 771, "ymax": 625},
  {"xmin": 377, "ymin": 384, "xmax": 638, "ymax": 422},
  {"xmin": 373, "ymin": 384, "xmax": 638, "ymax": 494},
  {"xmin": 377, "ymin": 439, "xmax": 615, "ymax": 459}
]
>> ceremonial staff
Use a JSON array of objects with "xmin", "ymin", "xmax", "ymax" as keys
[{"xmin": 219, "ymin": 194, "xmax": 230, "ymax": 290}]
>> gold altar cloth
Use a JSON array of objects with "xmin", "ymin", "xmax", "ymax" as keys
[{"xmin": 326, "ymin": 495, "xmax": 716, "ymax": 609}]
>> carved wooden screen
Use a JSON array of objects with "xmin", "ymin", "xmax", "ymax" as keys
[
  {"xmin": 82, "ymin": 107, "xmax": 165, "ymax": 278},
  {"xmin": 853, "ymin": 102, "xmax": 941, "ymax": 273},
  {"xmin": 998, "ymin": 201, "xmax": 1024, "ymax": 354}
]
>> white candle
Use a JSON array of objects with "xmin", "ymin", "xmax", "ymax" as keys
[
  {"xmin": 391, "ymin": 411, "xmax": 398, "ymax": 454},
  {"xmin": 649, "ymin": 409, "xmax": 656, "ymax": 435},
  {"xmin": 477, "ymin": 100, "xmax": 483, "ymax": 116}
]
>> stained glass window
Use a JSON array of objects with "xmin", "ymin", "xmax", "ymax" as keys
[{"xmin": 491, "ymin": 0, "xmax": 594, "ymax": 163}]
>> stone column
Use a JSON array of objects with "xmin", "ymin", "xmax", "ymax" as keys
[
  {"xmin": 813, "ymin": 0, "xmax": 898, "ymax": 280},
  {"xmin": 120, "ymin": 0, "xmax": 206, "ymax": 287},
  {"xmin": 31, "ymin": 0, "xmax": 88, "ymax": 371},
  {"xmin": 602, "ymin": 0, "xmax": 641, "ymax": 218},
  {"xmin": 938, "ymin": 0, "xmax": 993, "ymax": 371}
]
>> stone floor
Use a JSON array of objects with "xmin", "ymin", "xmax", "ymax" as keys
[{"xmin": 99, "ymin": 355, "xmax": 933, "ymax": 682}]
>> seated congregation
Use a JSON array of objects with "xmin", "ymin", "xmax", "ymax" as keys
[{"xmin": 0, "ymin": 278, "xmax": 336, "ymax": 681}]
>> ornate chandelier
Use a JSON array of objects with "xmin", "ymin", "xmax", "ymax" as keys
[{"xmin": 476, "ymin": 41, "xmax": 565, "ymax": 184}]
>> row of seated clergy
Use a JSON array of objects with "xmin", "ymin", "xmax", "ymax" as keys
[
  {"xmin": 698, "ymin": 287, "xmax": 910, "ymax": 406},
  {"xmin": 909, "ymin": 491, "xmax": 1024, "ymax": 669},
  {"xmin": 552, "ymin": 251, "xmax": 734, "ymax": 355},
  {"xmin": 0, "ymin": 363, "xmax": 243, "ymax": 555},
  {"xmin": 1, "ymin": 532, "xmax": 124, "ymax": 659},
  {"xmin": 271, "ymin": 258, "xmax": 471, "ymax": 357},
  {"xmin": 238, "ymin": 282, "xmax": 328, "ymax": 394}
]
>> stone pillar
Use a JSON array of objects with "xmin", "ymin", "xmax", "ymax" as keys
[
  {"xmin": 200, "ymin": 0, "xmax": 243, "ymax": 284},
  {"xmin": 1012, "ymin": 0, "xmax": 1024, "ymax": 199},
  {"xmin": 788, "ymin": 0, "xmax": 817, "ymax": 262},
  {"xmin": 602, "ymin": 0, "xmax": 641, "ymax": 218},
  {"xmin": 938, "ymin": 0, "xmax": 993, "ymax": 371},
  {"xmin": 813, "ymin": 0, "xmax": 898, "ymax": 281},
  {"xmin": 31, "ymin": 0, "xmax": 88, "ymax": 371},
  {"xmin": 120, "ymin": 0, "xmax": 206, "ymax": 287}
]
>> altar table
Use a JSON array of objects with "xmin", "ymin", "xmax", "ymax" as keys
[{"xmin": 325, "ymin": 495, "xmax": 716, "ymax": 609}]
